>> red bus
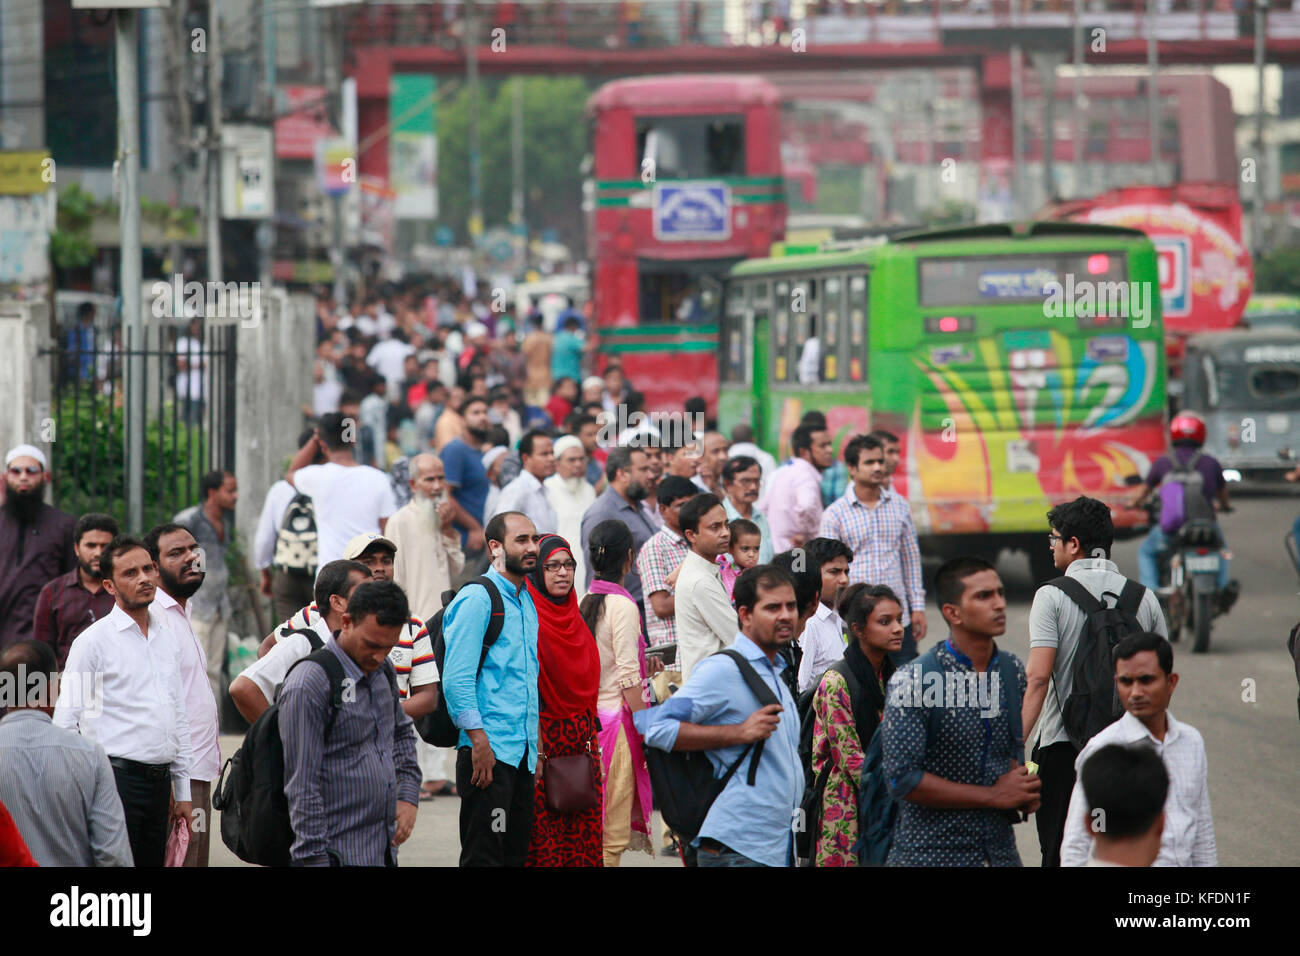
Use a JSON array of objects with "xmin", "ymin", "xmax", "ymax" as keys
[{"xmin": 585, "ymin": 74, "xmax": 786, "ymax": 414}]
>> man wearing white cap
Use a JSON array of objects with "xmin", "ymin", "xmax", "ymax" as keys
[
  {"xmin": 491, "ymin": 430, "xmax": 558, "ymax": 535},
  {"xmin": 0, "ymin": 445, "xmax": 76, "ymax": 650},
  {"xmin": 545, "ymin": 435, "xmax": 596, "ymax": 591}
]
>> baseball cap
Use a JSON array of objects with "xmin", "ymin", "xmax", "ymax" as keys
[{"xmin": 344, "ymin": 532, "xmax": 397, "ymax": 560}]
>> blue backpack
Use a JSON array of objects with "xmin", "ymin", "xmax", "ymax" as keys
[{"xmin": 853, "ymin": 645, "xmax": 1024, "ymax": 866}]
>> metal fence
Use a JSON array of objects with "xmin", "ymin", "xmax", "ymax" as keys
[{"xmin": 40, "ymin": 321, "xmax": 237, "ymax": 533}]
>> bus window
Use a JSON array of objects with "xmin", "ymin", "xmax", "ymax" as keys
[
  {"xmin": 774, "ymin": 281, "xmax": 791, "ymax": 383},
  {"xmin": 1250, "ymin": 367, "xmax": 1300, "ymax": 402},
  {"xmin": 638, "ymin": 264, "xmax": 727, "ymax": 324},
  {"xmin": 635, "ymin": 115, "xmax": 746, "ymax": 180},
  {"xmin": 721, "ymin": 283, "xmax": 748, "ymax": 385},
  {"xmin": 822, "ymin": 276, "xmax": 843, "ymax": 383},
  {"xmin": 848, "ymin": 274, "xmax": 868, "ymax": 383},
  {"xmin": 793, "ymin": 280, "xmax": 820, "ymax": 386}
]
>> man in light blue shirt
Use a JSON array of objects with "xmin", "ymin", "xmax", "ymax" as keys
[
  {"xmin": 441, "ymin": 511, "xmax": 540, "ymax": 867},
  {"xmin": 636, "ymin": 565, "xmax": 803, "ymax": 867}
]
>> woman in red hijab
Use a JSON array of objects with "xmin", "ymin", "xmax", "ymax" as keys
[{"xmin": 524, "ymin": 533, "xmax": 603, "ymax": 866}]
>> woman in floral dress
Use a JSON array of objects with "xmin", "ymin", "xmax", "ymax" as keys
[{"xmin": 810, "ymin": 583, "xmax": 906, "ymax": 866}]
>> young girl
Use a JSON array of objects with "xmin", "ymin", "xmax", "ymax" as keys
[{"xmin": 718, "ymin": 518, "xmax": 762, "ymax": 600}]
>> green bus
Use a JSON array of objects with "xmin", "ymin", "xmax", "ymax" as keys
[{"xmin": 719, "ymin": 222, "xmax": 1166, "ymax": 580}]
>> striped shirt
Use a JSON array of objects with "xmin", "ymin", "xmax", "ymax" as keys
[
  {"xmin": 636, "ymin": 527, "xmax": 690, "ymax": 648},
  {"xmin": 279, "ymin": 638, "xmax": 421, "ymax": 866},
  {"xmin": 819, "ymin": 486, "xmax": 925, "ymax": 616},
  {"xmin": 274, "ymin": 603, "xmax": 436, "ymax": 697},
  {"xmin": 0, "ymin": 710, "xmax": 133, "ymax": 867}
]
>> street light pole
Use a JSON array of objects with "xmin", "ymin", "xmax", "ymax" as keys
[
  {"xmin": 1254, "ymin": 0, "xmax": 1268, "ymax": 260},
  {"xmin": 116, "ymin": 9, "xmax": 144, "ymax": 532},
  {"xmin": 1147, "ymin": 1, "xmax": 1160, "ymax": 186},
  {"xmin": 207, "ymin": 0, "xmax": 223, "ymax": 284}
]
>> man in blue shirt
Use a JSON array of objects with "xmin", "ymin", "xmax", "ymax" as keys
[
  {"xmin": 882, "ymin": 556, "xmax": 1041, "ymax": 866},
  {"xmin": 441, "ymin": 511, "xmax": 540, "ymax": 867},
  {"xmin": 440, "ymin": 396, "xmax": 492, "ymax": 553},
  {"xmin": 636, "ymin": 565, "xmax": 803, "ymax": 867},
  {"xmin": 550, "ymin": 315, "xmax": 584, "ymax": 383}
]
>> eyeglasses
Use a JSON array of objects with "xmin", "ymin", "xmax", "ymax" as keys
[
  {"xmin": 542, "ymin": 560, "xmax": 577, "ymax": 573},
  {"xmin": 733, "ymin": 476, "xmax": 761, "ymax": 487},
  {"xmin": 7, "ymin": 466, "xmax": 40, "ymax": 477},
  {"xmin": 1047, "ymin": 533, "xmax": 1063, "ymax": 545}
]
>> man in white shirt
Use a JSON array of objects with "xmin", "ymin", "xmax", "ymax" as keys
[
  {"xmin": 794, "ymin": 537, "xmax": 853, "ymax": 695},
  {"xmin": 253, "ymin": 429, "xmax": 322, "ymax": 623},
  {"xmin": 1060, "ymin": 632, "xmax": 1216, "ymax": 867},
  {"xmin": 491, "ymin": 430, "xmax": 557, "ymax": 534},
  {"xmin": 545, "ymin": 436, "xmax": 596, "ymax": 590},
  {"xmin": 761, "ymin": 423, "xmax": 833, "ymax": 552},
  {"xmin": 54, "ymin": 536, "xmax": 193, "ymax": 868},
  {"xmin": 675, "ymin": 494, "xmax": 738, "ymax": 681},
  {"xmin": 367, "ymin": 327, "xmax": 415, "ymax": 395},
  {"xmin": 144, "ymin": 523, "xmax": 222, "ymax": 867},
  {"xmin": 285, "ymin": 411, "xmax": 398, "ymax": 567},
  {"xmin": 1076, "ymin": 742, "xmax": 1169, "ymax": 867}
]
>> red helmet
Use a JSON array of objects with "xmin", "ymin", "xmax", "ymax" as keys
[{"xmin": 1169, "ymin": 412, "xmax": 1206, "ymax": 445}]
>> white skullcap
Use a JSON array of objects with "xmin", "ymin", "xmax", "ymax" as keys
[
  {"xmin": 582, "ymin": 376, "xmax": 605, "ymax": 391},
  {"xmin": 481, "ymin": 446, "xmax": 508, "ymax": 470},
  {"xmin": 553, "ymin": 435, "xmax": 584, "ymax": 457},
  {"xmin": 464, "ymin": 321, "xmax": 489, "ymax": 340},
  {"xmin": 5, "ymin": 444, "xmax": 47, "ymax": 470}
]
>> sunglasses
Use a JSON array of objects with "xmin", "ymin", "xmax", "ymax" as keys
[{"xmin": 7, "ymin": 466, "xmax": 41, "ymax": 477}]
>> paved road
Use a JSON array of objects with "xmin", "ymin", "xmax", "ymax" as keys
[{"xmin": 211, "ymin": 490, "xmax": 1300, "ymax": 868}]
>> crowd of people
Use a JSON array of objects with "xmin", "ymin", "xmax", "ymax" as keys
[{"xmin": 0, "ymin": 285, "xmax": 1235, "ymax": 868}]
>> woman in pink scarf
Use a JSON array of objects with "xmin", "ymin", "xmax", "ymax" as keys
[{"xmin": 580, "ymin": 519, "xmax": 661, "ymax": 866}]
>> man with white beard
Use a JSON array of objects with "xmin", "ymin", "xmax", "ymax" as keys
[
  {"xmin": 386, "ymin": 452, "xmax": 466, "ymax": 799},
  {"xmin": 544, "ymin": 435, "xmax": 596, "ymax": 594}
]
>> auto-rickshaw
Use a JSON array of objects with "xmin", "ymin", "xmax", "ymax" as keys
[{"xmin": 1180, "ymin": 326, "xmax": 1300, "ymax": 479}]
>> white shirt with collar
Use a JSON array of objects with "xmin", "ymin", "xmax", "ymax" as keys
[
  {"xmin": 797, "ymin": 601, "xmax": 845, "ymax": 695},
  {"xmin": 1060, "ymin": 710, "xmax": 1217, "ymax": 867},
  {"xmin": 492, "ymin": 469, "xmax": 558, "ymax": 535},
  {"xmin": 152, "ymin": 588, "xmax": 222, "ymax": 781},
  {"xmin": 676, "ymin": 550, "xmax": 739, "ymax": 681},
  {"xmin": 53, "ymin": 604, "xmax": 194, "ymax": 802},
  {"xmin": 237, "ymin": 611, "xmax": 334, "ymax": 706}
]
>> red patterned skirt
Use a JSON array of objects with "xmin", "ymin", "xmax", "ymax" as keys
[{"xmin": 526, "ymin": 709, "xmax": 603, "ymax": 867}]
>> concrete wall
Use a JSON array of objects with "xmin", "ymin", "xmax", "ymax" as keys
[
  {"xmin": 0, "ymin": 301, "xmax": 51, "ymax": 472},
  {"xmin": 233, "ymin": 290, "xmax": 314, "ymax": 558}
]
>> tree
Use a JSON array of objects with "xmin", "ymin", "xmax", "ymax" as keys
[{"xmin": 437, "ymin": 76, "xmax": 591, "ymax": 252}]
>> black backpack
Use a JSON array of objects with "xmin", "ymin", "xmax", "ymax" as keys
[
  {"xmin": 795, "ymin": 659, "xmax": 861, "ymax": 863},
  {"xmin": 1044, "ymin": 576, "xmax": 1148, "ymax": 750},
  {"xmin": 644, "ymin": 649, "xmax": 780, "ymax": 848},
  {"xmin": 413, "ymin": 577, "xmax": 504, "ymax": 747},
  {"xmin": 273, "ymin": 492, "xmax": 318, "ymax": 578},
  {"xmin": 213, "ymin": 641, "xmax": 397, "ymax": 867}
]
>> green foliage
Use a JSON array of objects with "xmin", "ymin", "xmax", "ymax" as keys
[
  {"xmin": 920, "ymin": 198, "xmax": 977, "ymax": 228},
  {"xmin": 437, "ymin": 76, "xmax": 591, "ymax": 249},
  {"xmin": 51, "ymin": 183, "xmax": 108, "ymax": 271},
  {"xmin": 1253, "ymin": 246, "xmax": 1300, "ymax": 294},
  {"xmin": 50, "ymin": 388, "xmax": 209, "ymax": 532}
]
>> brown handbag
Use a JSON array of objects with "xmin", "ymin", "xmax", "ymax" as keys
[{"xmin": 542, "ymin": 742, "xmax": 600, "ymax": 814}]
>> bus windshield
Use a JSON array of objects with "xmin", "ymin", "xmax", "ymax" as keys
[{"xmin": 636, "ymin": 115, "xmax": 745, "ymax": 179}]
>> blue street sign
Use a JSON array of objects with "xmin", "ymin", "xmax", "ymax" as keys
[{"xmin": 653, "ymin": 181, "xmax": 731, "ymax": 242}]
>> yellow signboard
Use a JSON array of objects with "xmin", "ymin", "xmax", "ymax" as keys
[{"xmin": 0, "ymin": 151, "xmax": 53, "ymax": 195}]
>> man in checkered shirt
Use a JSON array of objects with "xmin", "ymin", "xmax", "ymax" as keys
[
  {"xmin": 635, "ymin": 476, "xmax": 700, "ymax": 658},
  {"xmin": 819, "ymin": 434, "xmax": 927, "ymax": 665}
]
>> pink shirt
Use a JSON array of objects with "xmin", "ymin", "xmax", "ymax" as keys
[
  {"xmin": 153, "ymin": 589, "xmax": 222, "ymax": 781},
  {"xmin": 761, "ymin": 457, "xmax": 825, "ymax": 552}
]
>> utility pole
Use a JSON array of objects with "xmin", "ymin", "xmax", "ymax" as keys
[
  {"xmin": 207, "ymin": 0, "xmax": 223, "ymax": 284},
  {"xmin": 1147, "ymin": 2, "xmax": 1160, "ymax": 186},
  {"xmin": 116, "ymin": 9, "xmax": 144, "ymax": 533},
  {"xmin": 1254, "ymin": 0, "xmax": 1268, "ymax": 260},
  {"xmin": 1073, "ymin": 0, "xmax": 1084, "ymax": 196},
  {"xmin": 259, "ymin": 0, "xmax": 276, "ymax": 293},
  {"xmin": 322, "ymin": 5, "xmax": 345, "ymax": 308},
  {"xmin": 511, "ymin": 77, "xmax": 525, "ymax": 270},
  {"xmin": 467, "ymin": 0, "xmax": 483, "ymax": 242},
  {"xmin": 1010, "ymin": 43, "xmax": 1024, "ymax": 219}
]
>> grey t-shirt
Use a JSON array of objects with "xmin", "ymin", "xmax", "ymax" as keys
[{"xmin": 1028, "ymin": 557, "xmax": 1167, "ymax": 749}]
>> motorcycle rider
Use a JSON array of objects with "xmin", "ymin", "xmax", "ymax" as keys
[{"xmin": 1127, "ymin": 412, "xmax": 1238, "ymax": 610}]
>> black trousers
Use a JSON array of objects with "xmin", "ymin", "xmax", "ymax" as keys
[
  {"xmin": 456, "ymin": 748, "xmax": 534, "ymax": 867},
  {"xmin": 1033, "ymin": 740, "xmax": 1080, "ymax": 868},
  {"xmin": 110, "ymin": 759, "xmax": 172, "ymax": 868}
]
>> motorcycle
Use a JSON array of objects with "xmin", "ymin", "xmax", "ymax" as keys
[{"xmin": 1158, "ymin": 517, "xmax": 1233, "ymax": 654}]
